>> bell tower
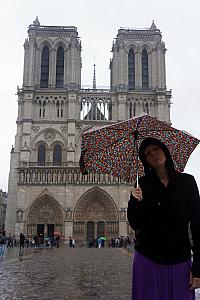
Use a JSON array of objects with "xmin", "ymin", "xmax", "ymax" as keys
[
  {"xmin": 23, "ymin": 16, "xmax": 81, "ymax": 90},
  {"xmin": 109, "ymin": 21, "xmax": 171, "ymax": 122},
  {"xmin": 110, "ymin": 21, "xmax": 166, "ymax": 91}
]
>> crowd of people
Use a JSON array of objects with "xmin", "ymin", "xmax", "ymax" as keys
[
  {"xmin": 0, "ymin": 231, "xmax": 27, "ymax": 258},
  {"xmin": 1, "ymin": 231, "xmax": 135, "ymax": 257},
  {"xmin": 0, "ymin": 230, "xmax": 64, "ymax": 258},
  {"xmin": 87, "ymin": 236, "xmax": 135, "ymax": 249}
]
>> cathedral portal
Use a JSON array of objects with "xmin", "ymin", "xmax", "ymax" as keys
[
  {"xmin": 73, "ymin": 188, "xmax": 119, "ymax": 244},
  {"xmin": 26, "ymin": 194, "xmax": 64, "ymax": 241}
]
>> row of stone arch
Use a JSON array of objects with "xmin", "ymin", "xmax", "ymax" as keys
[{"xmin": 25, "ymin": 187, "xmax": 120, "ymax": 242}]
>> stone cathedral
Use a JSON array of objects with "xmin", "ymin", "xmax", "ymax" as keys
[{"xmin": 5, "ymin": 17, "xmax": 171, "ymax": 244}]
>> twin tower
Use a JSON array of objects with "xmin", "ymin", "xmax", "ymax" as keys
[{"xmin": 5, "ymin": 18, "xmax": 171, "ymax": 243}]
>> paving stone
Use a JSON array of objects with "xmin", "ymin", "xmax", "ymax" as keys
[
  {"xmin": 0, "ymin": 247, "xmax": 200, "ymax": 300},
  {"xmin": 0, "ymin": 247, "xmax": 132, "ymax": 299}
]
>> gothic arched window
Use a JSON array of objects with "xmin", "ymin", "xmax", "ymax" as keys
[
  {"xmin": 142, "ymin": 49, "xmax": 149, "ymax": 89},
  {"xmin": 53, "ymin": 144, "xmax": 62, "ymax": 165},
  {"xmin": 128, "ymin": 49, "xmax": 135, "ymax": 90},
  {"xmin": 38, "ymin": 144, "xmax": 46, "ymax": 165},
  {"xmin": 40, "ymin": 46, "xmax": 49, "ymax": 88},
  {"xmin": 56, "ymin": 46, "xmax": 64, "ymax": 88}
]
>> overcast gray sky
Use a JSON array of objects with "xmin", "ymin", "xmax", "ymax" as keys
[{"xmin": 0, "ymin": 0, "xmax": 200, "ymax": 191}]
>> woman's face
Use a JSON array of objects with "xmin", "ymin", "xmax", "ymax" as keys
[{"xmin": 144, "ymin": 144, "xmax": 166, "ymax": 169}]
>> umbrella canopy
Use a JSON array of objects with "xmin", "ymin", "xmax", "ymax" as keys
[
  {"xmin": 80, "ymin": 113, "xmax": 199, "ymax": 182},
  {"xmin": 54, "ymin": 231, "xmax": 61, "ymax": 236}
]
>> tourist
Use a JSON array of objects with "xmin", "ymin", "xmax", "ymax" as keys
[
  {"xmin": 55, "ymin": 234, "xmax": 60, "ymax": 248},
  {"xmin": 72, "ymin": 238, "xmax": 75, "ymax": 248},
  {"xmin": 19, "ymin": 232, "xmax": 25, "ymax": 251},
  {"xmin": 127, "ymin": 137, "xmax": 200, "ymax": 300},
  {"xmin": 0, "ymin": 231, "xmax": 6, "ymax": 258},
  {"xmin": 69, "ymin": 237, "xmax": 73, "ymax": 247}
]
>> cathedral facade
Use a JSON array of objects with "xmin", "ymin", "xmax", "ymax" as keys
[{"xmin": 5, "ymin": 17, "xmax": 171, "ymax": 244}]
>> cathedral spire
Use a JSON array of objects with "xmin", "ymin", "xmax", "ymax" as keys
[
  {"xmin": 150, "ymin": 20, "xmax": 157, "ymax": 30},
  {"xmin": 33, "ymin": 16, "xmax": 40, "ymax": 26},
  {"xmin": 93, "ymin": 59, "xmax": 96, "ymax": 90}
]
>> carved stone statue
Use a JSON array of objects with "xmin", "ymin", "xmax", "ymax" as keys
[
  {"xmin": 65, "ymin": 209, "xmax": 73, "ymax": 221},
  {"xmin": 16, "ymin": 210, "xmax": 23, "ymax": 222},
  {"xmin": 119, "ymin": 209, "xmax": 127, "ymax": 221}
]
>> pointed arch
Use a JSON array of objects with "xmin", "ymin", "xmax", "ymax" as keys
[
  {"xmin": 31, "ymin": 128, "xmax": 67, "ymax": 150},
  {"xmin": 37, "ymin": 143, "xmax": 46, "ymax": 165},
  {"xmin": 26, "ymin": 194, "xmax": 64, "ymax": 238},
  {"xmin": 56, "ymin": 46, "xmax": 64, "ymax": 88},
  {"xmin": 128, "ymin": 49, "xmax": 135, "ymax": 90},
  {"xmin": 73, "ymin": 187, "xmax": 119, "ymax": 242},
  {"xmin": 53, "ymin": 39, "xmax": 69, "ymax": 51},
  {"xmin": 53, "ymin": 144, "xmax": 62, "ymax": 165},
  {"xmin": 74, "ymin": 187, "xmax": 118, "ymax": 221},
  {"xmin": 40, "ymin": 46, "xmax": 49, "ymax": 88}
]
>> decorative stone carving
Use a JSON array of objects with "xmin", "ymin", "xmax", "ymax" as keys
[
  {"xmin": 60, "ymin": 126, "xmax": 67, "ymax": 134},
  {"xmin": 119, "ymin": 40, "xmax": 125, "ymax": 49},
  {"xmin": 76, "ymin": 124, "xmax": 83, "ymax": 132},
  {"xmin": 86, "ymin": 202, "xmax": 105, "ymax": 220},
  {"xmin": 16, "ymin": 209, "xmax": 23, "ymax": 222},
  {"xmin": 32, "ymin": 126, "xmax": 40, "ymax": 133},
  {"xmin": 33, "ymin": 16, "xmax": 40, "ymax": 26},
  {"xmin": 119, "ymin": 208, "xmax": 127, "ymax": 221},
  {"xmin": 65, "ymin": 209, "xmax": 73, "ymax": 221},
  {"xmin": 44, "ymin": 129, "xmax": 56, "ymax": 142},
  {"xmin": 21, "ymin": 141, "xmax": 30, "ymax": 151},
  {"xmin": 47, "ymin": 149, "xmax": 51, "ymax": 161},
  {"xmin": 24, "ymin": 38, "xmax": 29, "ymax": 49},
  {"xmin": 37, "ymin": 204, "xmax": 55, "ymax": 223},
  {"xmin": 67, "ymin": 143, "xmax": 75, "ymax": 151}
]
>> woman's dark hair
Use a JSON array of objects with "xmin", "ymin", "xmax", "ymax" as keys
[{"xmin": 138, "ymin": 137, "xmax": 175, "ymax": 176}]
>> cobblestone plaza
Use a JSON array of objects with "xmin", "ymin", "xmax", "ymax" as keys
[
  {"xmin": 0, "ymin": 246, "xmax": 132, "ymax": 299},
  {"xmin": 0, "ymin": 246, "xmax": 200, "ymax": 300}
]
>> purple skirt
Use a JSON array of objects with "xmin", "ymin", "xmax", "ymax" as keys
[{"xmin": 132, "ymin": 251, "xmax": 196, "ymax": 300}]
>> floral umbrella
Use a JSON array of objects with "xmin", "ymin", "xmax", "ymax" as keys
[{"xmin": 80, "ymin": 113, "xmax": 200, "ymax": 183}]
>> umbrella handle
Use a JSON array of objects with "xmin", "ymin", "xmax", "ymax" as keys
[{"xmin": 136, "ymin": 173, "xmax": 139, "ymax": 188}]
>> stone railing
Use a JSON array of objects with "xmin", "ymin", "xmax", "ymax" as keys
[{"xmin": 18, "ymin": 166, "xmax": 131, "ymax": 185}]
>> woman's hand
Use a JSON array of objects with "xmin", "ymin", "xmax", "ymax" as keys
[
  {"xmin": 190, "ymin": 272, "xmax": 200, "ymax": 289},
  {"xmin": 131, "ymin": 187, "xmax": 143, "ymax": 201}
]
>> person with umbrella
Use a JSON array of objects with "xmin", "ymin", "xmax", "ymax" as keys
[{"xmin": 127, "ymin": 137, "xmax": 200, "ymax": 300}]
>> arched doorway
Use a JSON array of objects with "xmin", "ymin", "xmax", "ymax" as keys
[
  {"xmin": 26, "ymin": 194, "xmax": 64, "ymax": 242},
  {"xmin": 73, "ymin": 187, "xmax": 119, "ymax": 244}
]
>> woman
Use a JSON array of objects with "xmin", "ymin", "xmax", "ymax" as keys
[{"xmin": 127, "ymin": 137, "xmax": 200, "ymax": 300}]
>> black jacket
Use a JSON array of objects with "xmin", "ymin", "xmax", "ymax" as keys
[{"xmin": 127, "ymin": 171, "xmax": 200, "ymax": 277}]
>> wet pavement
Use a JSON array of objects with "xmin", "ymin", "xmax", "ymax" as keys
[
  {"xmin": 0, "ymin": 246, "xmax": 132, "ymax": 300},
  {"xmin": 0, "ymin": 246, "xmax": 200, "ymax": 300}
]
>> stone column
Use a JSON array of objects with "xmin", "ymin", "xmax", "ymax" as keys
[
  {"xmin": 119, "ymin": 209, "xmax": 128, "ymax": 237},
  {"xmin": 118, "ymin": 95, "xmax": 127, "ymax": 120},
  {"xmin": 49, "ymin": 49, "xmax": 56, "ymax": 88},
  {"xmin": 94, "ymin": 222, "xmax": 98, "ymax": 239},
  {"xmin": 112, "ymin": 47, "xmax": 119, "ymax": 88},
  {"xmin": 157, "ymin": 45, "xmax": 164, "ymax": 89},
  {"xmin": 64, "ymin": 221, "xmax": 73, "ymax": 243},
  {"xmin": 34, "ymin": 48, "xmax": 41, "ymax": 87},
  {"xmin": 27, "ymin": 37, "xmax": 36, "ymax": 87},
  {"xmin": 157, "ymin": 96, "xmax": 166, "ymax": 121},
  {"xmin": 5, "ymin": 149, "xmax": 20, "ymax": 235},
  {"xmin": 148, "ymin": 51, "xmax": 152, "ymax": 88},
  {"xmin": 23, "ymin": 39, "xmax": 30, "ymax": 87},
  {"xmin": 135, "ymin": 51, "xmax": 142, "ymax": 89},
  {"xmin": 151, "ymin": 48, "xmax": 157, "ymax": 89},
  {"xmin": 70, "ymin": 39, "xmax": 77, "ymax": 84}
]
